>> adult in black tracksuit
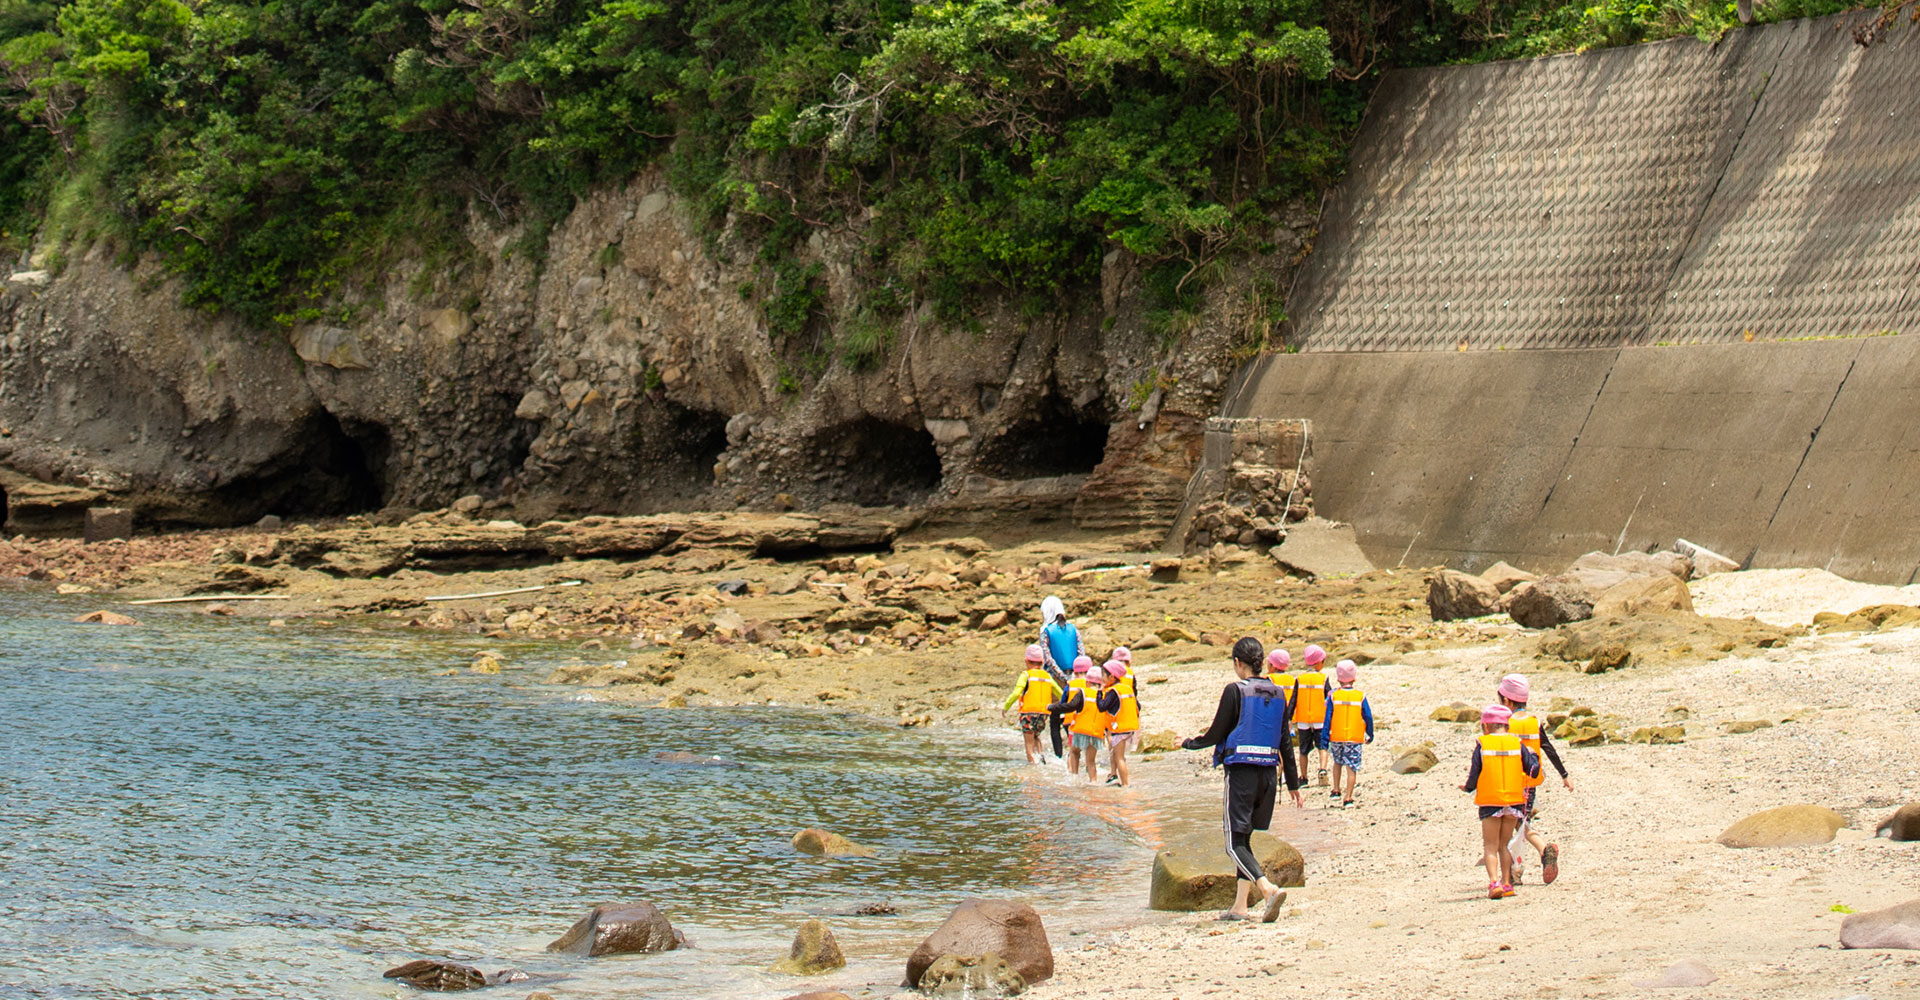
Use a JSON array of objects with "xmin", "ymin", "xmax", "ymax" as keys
[{"xmin": 1182, "ymin": 636, "xmax": 1304, "ymax": 922}]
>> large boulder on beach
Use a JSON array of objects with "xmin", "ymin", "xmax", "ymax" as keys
[
  {"xmin": 903, "ymin": 899, "xmax": 1051, "ymax": 989},
  {"xmin": 1479, "ymin": 561, "xmax": 1538, "ymax": 595},
  {"xmin": 1150, "ymin": 833, "xmax": 1305, "ymax": 911},
  {"xmin": 1566, "ymin": 551, "xmax": 1691, "ymax": 591},
  {"xmin": 1594, "ymin": 574, "xmax": 1694, "ymax": 618},
  {"xmin": 919, "ymin": 953, "xmax": 1026, "ymax": 997},
  {"xmin": 1840, "ymin": 900, "xmax": 1920, "ymax": 950},
  {"xmin": 382, "ymin": 958, "xmax": 487, "ymax": 990},
  {"xmin": 546, "ymin": 902, "xmax": 686, "ymax": 956},
  {"xmin": 1427, "ymin": 570, "xmax": 1501, "ymax": 621},
  {"xmin": 1390, "ymin": 746, "xmax": 1439, "ymax": 774},
  {"xmin": 1715, "ymin": 806, "xmax": 1846, "ymax": 848},
  {"xmin": 1506, "ymin": 578, "xmax": 1595, "ymax": 628},
  {"xmin": 773, "ymin": 919, "xmax": 846, "ymax": 975},
  {"xmin": 1878, "ymin": 803, "xmax": 1920, "ymax": 841},
  {"xmin": 792, "ymin": 828, "xmax": 876, "ymax": 858}
]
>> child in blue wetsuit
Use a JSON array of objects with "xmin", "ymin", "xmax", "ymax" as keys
[{"xmin": 1035, "ymin": 595, "xmax": 1081, "ymax": 761}]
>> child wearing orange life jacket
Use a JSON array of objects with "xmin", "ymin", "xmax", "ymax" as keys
[
  {"xmin": 1318, "ymin": 659, "xmax": 1374, "ymax": 808},
  {"xmin": 1460, "ymin": 704, "xmax": 1540, "ymax": 899},
  {"xmin": 1049, "ymin": 656, "xmax": 1098, "ymax": 777},
  {"xmin": 1289, "ymin": 645, "xmax": 1333, "ymax": 787},
  {"xmin": 1497, "ymin": 673, "xmax": 1572, "ymax": 885},
  {"xmin": 1053, "ymin": 663, "xmax": 1110, "ymax": 783},
  {"xmin": 1001, "ymin": 644, "xmax": 1062, "ymax": 765},
  {"xmin": 1098, "ymin": 660, "xmax": 1141, "ymax": 787}
]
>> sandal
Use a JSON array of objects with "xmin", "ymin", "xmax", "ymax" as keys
[
  {"xmin": 1541, "ymin": 843, "xmax": 1560, "ymax": 885},
  {"xmin": 1261, "ymin": 889, "xmax": 1288, "ymax": 923}
]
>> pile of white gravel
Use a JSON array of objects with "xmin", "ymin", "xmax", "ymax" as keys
[{"xmin": 1688, "ymin": 567, "xmax": 1920, "ymax": 626}]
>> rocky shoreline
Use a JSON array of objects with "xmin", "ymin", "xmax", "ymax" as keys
[{"xmin": 10, "ymin": 516, "xmax": 1920, "ymax": 998}]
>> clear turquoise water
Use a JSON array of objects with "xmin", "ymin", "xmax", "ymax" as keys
[{"xmin": 0, "ymin": 592, "xmax": 1150, "ymax": 999}]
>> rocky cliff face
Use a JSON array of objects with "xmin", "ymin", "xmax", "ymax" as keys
[{"xmin": 0, "ymin": 172, "xmax": 1313, "ymax": 533}]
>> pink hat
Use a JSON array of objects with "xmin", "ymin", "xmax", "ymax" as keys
[
  {"xmin": 1335, "ymin": 659, "xmax": 1358, "ymax": 684},
  {"xmin": 1024, "ymin": 644, "xmax": 1045, "ymax": 663},
  {"xmin": 1072, "ymin": 655, "xmax": 1093, "ymax": 675},
  {"xmin": 1302, "ymin": 644, "xmax": 1326, "ymax": 667},
  {"xmin": 1103, "ymin": 660, "xmax": 1126, "ymax": 681},
  {"xmin": 1497, "ymin": 673, "xmax": 1530, "ymax": 704},
  {"xmin": 1266, "ymin": 649, "xmax": 1291, "ymax": 671},
  {"xmin": 1112, "ymin": 647, "xmax": 1133, "ymax": 663},
  {"xmin": 1086, "ymin": 665, "xmax": 1107, "ymax": 682},
  {"xmin": 1480, "ymin": 704, "xmax": 1513, "ymax": 726}
]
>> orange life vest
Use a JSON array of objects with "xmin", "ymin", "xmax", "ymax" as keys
[
  {"xmin": 1328, "ymin": 688, "xmax": 1367, "ymax": 743},
  {"xmin": 1474, "ymin": 732, "xmax": 1527, "ymax": 807},
  {"xmin": 1062, "ymin": 677, "xmax": 1091, "ymax": 728},
  {"xmin": 1509, "ymin": 714, "xmax": 1544, "ymax": 789},
  {"xmin": 1016, "ymin": 669, "xmax": 1054, "ymax": 713},
  {"xmin": 1108, "ymin": 675, "xmax": 1140, "ymax": 734},
  {"xmin": 1291, "ymin": 672, "xmax": 1327, "ymax": 726},
  {"xmin": 1071, "ymin": 686, "xmax": 1110, "ymax": 738}
]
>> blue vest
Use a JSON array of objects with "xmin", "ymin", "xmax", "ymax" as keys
[
  {"xmin": 1223, "ymin": 679, "xmax": 1288, "ymax": 767},
  {"xmin": 1042, "ymin": 622, "xmax": 1079, "ymax": 672}
]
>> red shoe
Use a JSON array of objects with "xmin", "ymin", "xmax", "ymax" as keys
[{"xmin": 1541, "ymin": 843, "xmax": 1560, "ymax": 885}]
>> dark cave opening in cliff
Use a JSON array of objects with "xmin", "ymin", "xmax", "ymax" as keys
[
  {"xmin": 811, "ymin": 417, "xmax": 943, "ymax": 506},
  {"xmin": 975, "ymin": 393, "xmax": 1110, "ymax": 479},
  {"xmin": 633, "ymin": 401, "xmax": 729, "ymax": 503},
  {"xmin": 213, "ymin": 412, "xmax": 389, "ymax": 523}
]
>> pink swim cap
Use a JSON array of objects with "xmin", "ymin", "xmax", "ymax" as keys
[
  {"xmin": 1335, "ymin": 659, "xmax": 1357, "ymax": 683},
  {"xmin": 1086, "ymin": 665, "xmax": 1106, "ymax": 682},
  {"xmin": 1481, "ymin": 704, "xmax": 1513, "ymax": 726},
  {"xmin": 1072, "ymin": 655, "xmax": 1093, "ymax": 675},
  {"xmin": 1112, "ymin": 647, "xmax": 1132, "ymax": 663},
  {"xmin": 1302, "ymin": 644, "xmax": 1326, "ymax": 667},
  {"xmin": 1103, "ymin": 660, "xmax": 1126, "ymax": 681},
  {"xmin": 1266, "ymin": 649, "xmax": 1291, "ymax": 671},
  {"xmin": 1024, "ymin": 644, "xmax": 1045, "ymax": 663},
  {"xmin": 1497, "ymin": 673, "xmax": 1530, "ymax": 704}
]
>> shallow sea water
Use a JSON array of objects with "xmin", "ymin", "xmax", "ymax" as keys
[{"xmin": 0, "ymin": 593, "xmax": 1156, "ymax": 999}]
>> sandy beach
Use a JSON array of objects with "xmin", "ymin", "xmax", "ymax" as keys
[{"xmin": 7, "ymin": 522, "xmax": 1918, "ymax": 999}]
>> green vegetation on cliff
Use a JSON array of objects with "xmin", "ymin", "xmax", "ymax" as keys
[{"xmin": 0, "ymin": 0, "xmax": 1866, "ymax": 329}]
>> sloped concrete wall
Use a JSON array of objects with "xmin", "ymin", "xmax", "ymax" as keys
[
  {"xmin": 1287, "ymin": 14, "xmax": 1920, "ymax": 351},
  {"xmin": 1228, "ymin": 335, "xmax": 1920, "ymax": 582},
  {"xmin": 1224, "ymin": 14, "xmax": 1920, "ymax": 582}
]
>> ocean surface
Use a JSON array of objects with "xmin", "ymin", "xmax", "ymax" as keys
[{"xmin": 0, "ymin": 592, "xmax": 1157, "ymax": 999}]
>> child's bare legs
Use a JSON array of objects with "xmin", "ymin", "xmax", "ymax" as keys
[
  {"xmin": 1083, "ymin": 744, "xmax": 1100, "ymax": 783},
  {"xmin": 1330, "ymin": 762, "xmax": 1347, "ymax": 798},
  {"xmin": 1342, "ymin": 767, "xmax": 1357, "ymax": 801},
  {"xmin": 1066, "ymin": 744, "xmax": 1081, "ymax": 776},
  {"xmin": 1110, "ymin": 741, "xmax": 1131, "ymax": 787},
  {"xmin": 1021, "ymin": 729, "xmax": 1040, "ymax": 764},
  {"xmin": 1481, "ymin": 817, "xmax": 1507, "ymax": 885},
  {"xmin": 1497, "ymin": 816, "xmax": 1519, "ymax": 884}
]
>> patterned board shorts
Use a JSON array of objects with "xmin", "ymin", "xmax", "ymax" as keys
[
  {"xmin": 1328, "ymin": 741, "xmax": 1364, "ymax": 771},
  {"xmin": 1019, "ymin": 713, "xmax": 1048, "ymax": 733}
]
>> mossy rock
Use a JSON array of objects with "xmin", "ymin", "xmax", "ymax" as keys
[{"xmin": 1150, "ymin": 833, "xmax": 1304, "ymax": 911}]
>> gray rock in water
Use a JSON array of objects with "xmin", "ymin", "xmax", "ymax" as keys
[
  {"xmin": 1840, "ymin": 899, "xmax": 1920, "ymax": 950},
  {"xmin": 546, "ymin": 902, "xmax": 686, "ymax": 956},
  {"xmin": 383, "ymin": 958, "xmax": 487, "ymax": 991},
  {"xmin": 1630, "ymin": 957, "xmax": 1717, "ymax": 988},
  {"xmin": 792, "ymin": 828, "xmax": 876, "ymax": 858},
  {"xmin": 904, "ymin": 899, "xmax": 1052, "ymax": 989},
  {"xmin": 920, "ymin": 952, "xmax": 1026, "ymax": 997},
  {"xmin": 772, "ymin": 919, "xmax": 846, "ymax": 975}
]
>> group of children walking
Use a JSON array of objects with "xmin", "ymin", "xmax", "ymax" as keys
[
  {"xmin": 1000, "ymin": 596, "xmax": 1143, "ymax": 787},
  {"xmin": 1002, "ymin": 603, "xmax": 1574, "ymax": 911}
]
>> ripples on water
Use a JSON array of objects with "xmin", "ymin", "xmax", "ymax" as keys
[{"xmin": 0, "ymin": 594, "xmax": 1155, "ymax": 999}]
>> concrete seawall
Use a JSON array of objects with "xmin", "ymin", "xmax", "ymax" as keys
[
  {"xmin": 1227, "ymin": 335, "xmax": 1920, "ymax": 583},
  {"xmin": 1224, "ymin": 13, "xmax": 1920, "ymax": 582}
]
